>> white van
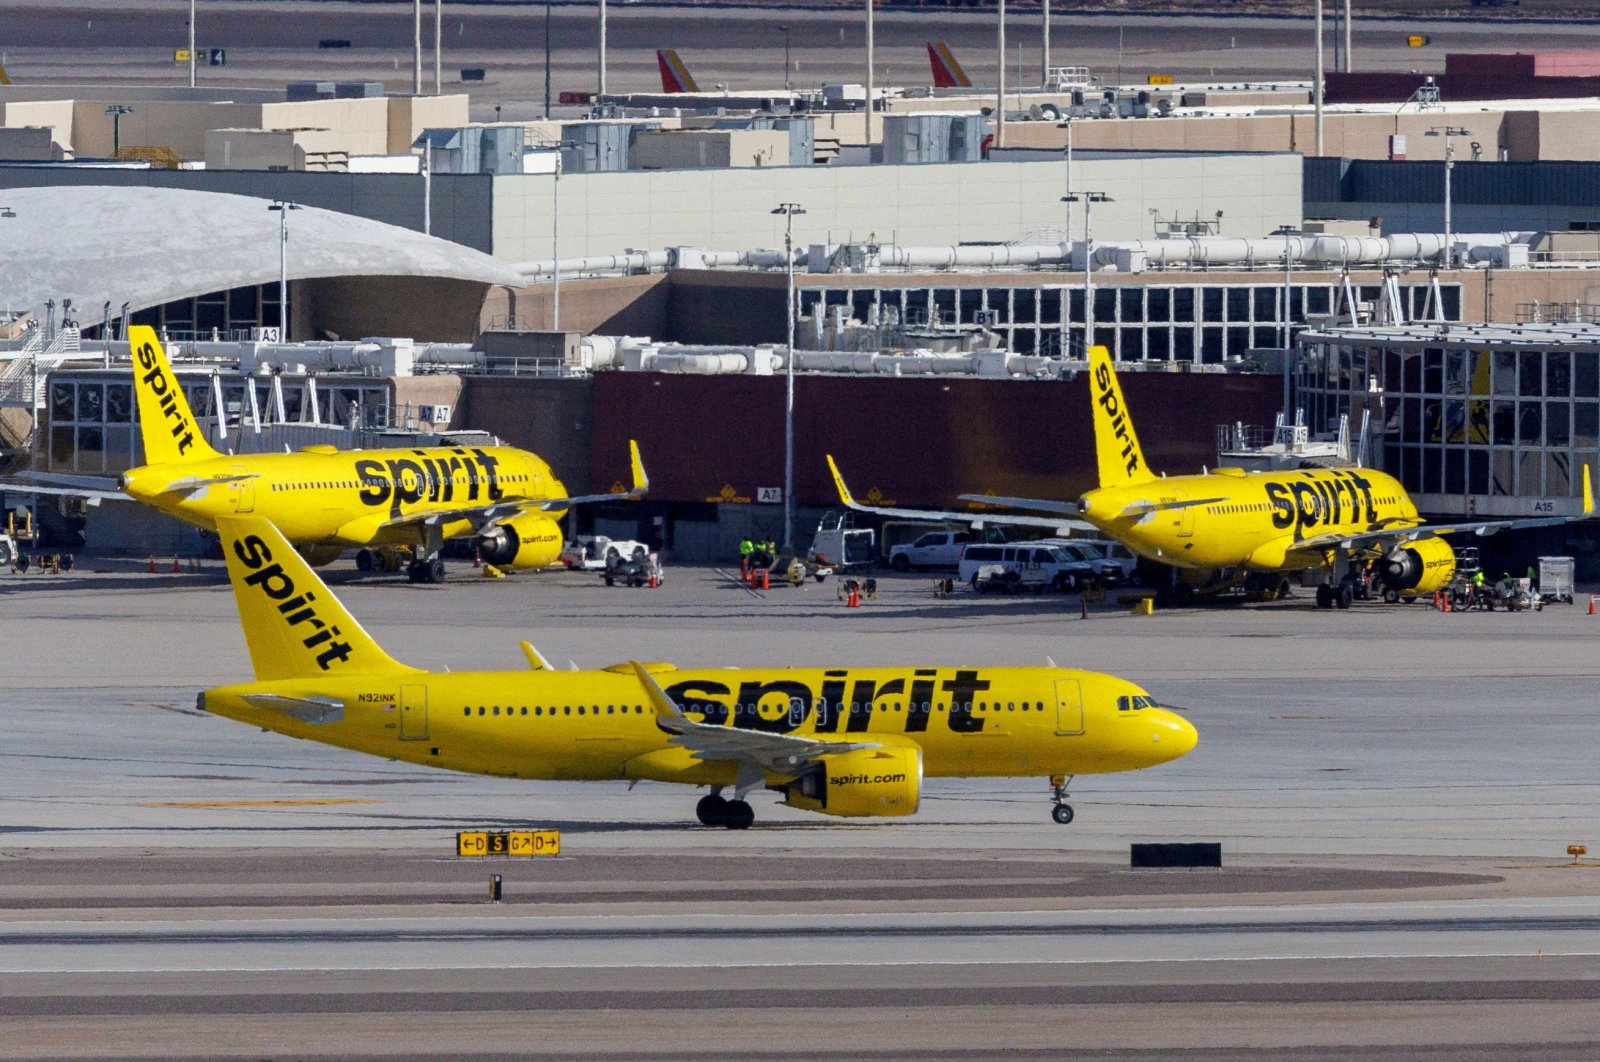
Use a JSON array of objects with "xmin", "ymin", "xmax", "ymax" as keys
[{"xmin": 958, "ymin": 541, "xmax": 1095, "ymax": 593}]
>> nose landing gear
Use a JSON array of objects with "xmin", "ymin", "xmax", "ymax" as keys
[{"xmin": 1050, "ymin": 775, "xmax": 1075, "ymax": 825}]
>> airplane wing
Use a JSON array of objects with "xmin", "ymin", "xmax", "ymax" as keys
[
  {"xmin": 631, "ymin": 661, "xmax": 879, "ymax": 778},
  {"xmin": 827, "ymin": 455, "xmax": 1093, "ymax": 533},
  {"xmin": 17, "ymin": 471, "xmax": 121, "ymax": 490},
  {"xmin": 0, "ymin": 482, "xmax": 115, "ymax": 504},
  {"xmin": 380, "ymin": 440, "xmax": 649, "ymax": 532}
]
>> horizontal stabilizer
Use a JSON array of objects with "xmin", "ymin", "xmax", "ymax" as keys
[
  {"xmin": 956, "ymin": 493, "xmax": 1080, "ymax": 516},
  {"xmin": 1117, "ymin": 496, "xmax": 1225, "ymax": 519},
  {"xmin": 828, "ymin": 455, "xmax": 1091, "ymax": 532},
  {"xmin": 240, "ymin": 693, "xmax": 345, "ymax": 725}
]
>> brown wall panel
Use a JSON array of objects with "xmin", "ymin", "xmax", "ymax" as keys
[{"xmin": 591, "ymin": 371, "xmax": 1281, "ymax": 509}]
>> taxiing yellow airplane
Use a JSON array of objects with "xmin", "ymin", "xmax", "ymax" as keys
[
  {"xmin": 21, "ymin": 326, "xmax": 646, "ymax": 583},
  {"xmin": 201, "ymin": 514, "xmax": 1197, "ymax": 828}
]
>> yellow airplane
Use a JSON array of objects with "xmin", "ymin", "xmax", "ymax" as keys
[
  {"xmin": 962, "ymin": 345, "xmax": 1591, "ymax": 608},
  {"xmin": 22, "ymin": 326, "xmax": 646, "ymax": 582},
  {"xmin": 201, "ymin": 514, "xmax": 1198, "ymax": 828},
  {"xmin": 831, "ymin": 345, "xmax": 1592, "ymax": 608}
]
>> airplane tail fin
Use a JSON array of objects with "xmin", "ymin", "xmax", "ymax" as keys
[
  {"xmin": 927, "ymin": 42, "xmax": 972, "ymax": 89},
  {"xmin": 128, "ymin": 325, "xmax": 221, "ymax": 465},
  {"xmin": 217, "ymin": 515, "xmax": 417, "ymax": 681},
  {"xmin": 1584, "ymin": 464, "xmax": 1594, "ymax": 517},
  {"xmin": 1086, "ymin": 345, "xmax": 1156, "ymax": 488},
  {"xmin": 657, "ymin": 49, "xmax": 700, "ymax": 93}
]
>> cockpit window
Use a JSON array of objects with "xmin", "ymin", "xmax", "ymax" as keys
[{"xmin": 1117, "ymin": 695, "xmax": 1159, "ymax": 711}]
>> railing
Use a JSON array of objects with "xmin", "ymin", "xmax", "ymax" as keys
[{"xmin": 1515, "ymin": 301, "xmax": 1600, "ymax": 324}]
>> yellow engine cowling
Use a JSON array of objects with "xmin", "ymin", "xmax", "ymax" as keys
[
  {"xmin": 779, "ymin": 746, "xmax": 922, "ymax": 818},
  {"xmin": 475, "ymin": 513, "xmax": 563, "ymax": 571},
  {"xmin": 1379, "ymin": 537, "xmax": 1455, "ymax": 596}
]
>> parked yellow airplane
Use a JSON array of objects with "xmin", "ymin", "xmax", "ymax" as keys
[
  {"xmin": 201, "ymin": 514, "xmax": 1197, "ymax": 828},
  {"xmin": 24, "ymin": 326, "xmax": 646, "ymax": 582},
  {"xmin": 966, "ymin": 345, "xmax": 1593, "ymax": 608}
]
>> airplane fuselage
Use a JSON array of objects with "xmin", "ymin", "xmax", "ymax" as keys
[
  {"xmin": 119, "ymin": 445, "xmax": 564, "ymax": 549},
  {"xmin": 202, "ymin": 665, "xmax": 1197, "ymax": 784},
  {"xmin": 1078, "ymin": 465, "xmax": 1420, "ymax": 571}
]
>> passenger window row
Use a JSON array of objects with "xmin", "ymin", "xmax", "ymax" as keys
[{"xmin": 464, "ymin": 704, "xmax": 649, "ymax": 717}]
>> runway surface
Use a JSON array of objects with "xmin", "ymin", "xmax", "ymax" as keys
[
  {"xmin": 4, "ymin": 561, "xmax": 1600, "ymax": 1057},
  {"xmin": 6, "ymin": 1, "xmax": 1600, "ymax": 121}
]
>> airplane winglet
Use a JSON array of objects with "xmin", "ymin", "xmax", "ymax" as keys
[
  {"xmin": 631, "ymin": 660, "xmax": 688, "ymax": 723},
  {"xmin": 825, "ymin": 454, "xmax": 857, "ymax": 507},
  {"xmin": 628, "ymin": 439, "xmax": 650, "ymax": 496},
  {"xmin": 520, "ymin": 641, "xmax": 552, "ymax": 671},
  {"xmin": 1585, "ymin": 464, "xmax": 1594, "ymax": 517}
]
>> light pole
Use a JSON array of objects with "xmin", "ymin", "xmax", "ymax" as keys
[
  {"xmin": 995, "ymin": 0, "xmax": 1006, "ymax": 148},
  {"xmin": 1041, "ymin": 0, "xmax": 1050, "ymax": 86},
  {"xmin": 772, "ymin": 202, "xmax": 806, "ymax": 554},
  {"xmin": 598, "ymin": 0, "xmax": 608, "ymax": 96},
  {"xmin": 105, "ymin": 105, "xmax": 132, "ymax": 157},
  {"xmin": 544, "ymin": 0, "xmax": 553, "ymax": 119},
  {"xmin": 188, "ymin": 0, "xmax": 196, "ymax": 88},
  {"xmin": 1273, "ymin": 224, "xmax": 1305, "ymax": 419},
  {"xmin": 421, "ymin": 135, "xmax": 433, "ymax": 235},
  {"xmin": 1062, "ymin": 192, "xmax": 1111, "ymax": 357},
  {"xmin": 434, "ymin": 0, "xmax": 443, "ymax": 94},
  {"xmin": 1313, "ymin": 0, "xmax": 1324, "ymax": 156},
  {"xmin": 551, "ymin": 141, "xmax": 576, "ymax": 330},
  {"xmin": 267, "ymin": 201, "xmax": 301, "ymax": 341},
  {"xmin": 412, "ymin": 0, "xmax": 423, "ymax": 95},
  {"xmin": 779, "ymin": 24, "xmax": 791, "ymax": 94},
  {"xmin": 864, "ymin": 0, "xmax": 875, "ymax": 143},
  {"xmin": 1426, "ymin": 125, "xmax": 1470, "ymax": 269}
]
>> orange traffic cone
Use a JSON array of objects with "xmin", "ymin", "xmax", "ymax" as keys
[
  {"xmin": 1589, "ymin": 595, "xmax": 1596, "ymax": 616},
  {"xmin": 172, "ymin": 557, "xmax": 182, "ymax": 573},
  {"xmin": 759, "ymin": 569, "xmax": 770, "ymax": 591},
  {"xmin": 147, "ymin": 555, "xmax": 156, "ymax": 573}
]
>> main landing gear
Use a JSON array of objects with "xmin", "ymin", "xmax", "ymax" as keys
[
  {"xmin": 696, "ymin": 788, "xmax": 754, "ymax": 830},
  {"xmin": 1050, "ymin": 775, "xmax": 1075, "ymax": 825},
  {"xmin": 406, "ymin": 556, "xmax": 446, "ymax": 584},
  {"xmin": 1315, "ymin": 580, "xmax": 1355, "ymax": 610}
]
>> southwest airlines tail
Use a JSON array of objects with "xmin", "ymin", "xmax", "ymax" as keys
[
  {"xmin": 128, "ymin": 325, "xmax": 221, "ymax": 465},
  {"xmin": 1086, "ymin": 345, "xmax": 1156, "ymax": 489},
  {"xmin": 927, "ymin": 42, "xmax": 972, "ymax": 89},
  {"xmin": 217, "ymin": 515, "xmax": 416, "ymax": 681},
  {"xmin": 657, "ymin": 49, "xmax": 700, "ymax": 93}
]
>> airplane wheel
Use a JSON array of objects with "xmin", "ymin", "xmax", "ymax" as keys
[
  {"xmin": 1315, "ymin": 584, "xmax": 1333, "ymax": 609},
  {"xmin": 1336, "ymin": 584, "xmax": 1354, "ymax": 609},
  {"xmin": 405, "ymin": 561, "xmax": 421, "ymax": 583},
  {"xmin": 1403, "ymin": 595, "xmax": 1417, "ymax": 603},
  {"xmin": 1052, "ymin": 804, "xmax": 1075, "ymax": 825},
  {"xmin": 695, "ymin": 794, "xmax": 728, "ymax": 827},
  {"xmin": 723, "ymin": 800, "xmax": 755, "ymax": 830},
  {"xmin": 891, "ymin": 554, "xmax": 911, "ymax": 572},
  {"xmin": 1382, "ymin": 588, "xmax": 1400, "ymax": 604},
  {"xmin": 355, "ymin": 549, "xmax": 374, "ymax": 573},
  {"xmin": 425, "ymin": 558, "xmax": 446, "ymax": 584}
]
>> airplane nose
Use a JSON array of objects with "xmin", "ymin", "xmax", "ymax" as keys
[{"xmin": 1148, "ymin": 708, "xmax": 1198, "ymax": 762}]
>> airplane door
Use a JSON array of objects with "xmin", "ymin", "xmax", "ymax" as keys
[
  {"xmin": 232, "ymin": 464, "xmax": 255, "ymax": 513},
  {"xmin": 399, "ymin": 684, "xmax": 428, "ymax": 740},
  {"xmin": 1054, "ymin": 679, "xmax": 1084, "ymax": 736}
]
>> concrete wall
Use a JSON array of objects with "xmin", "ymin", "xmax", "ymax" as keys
[
  {"xmin": 489, "ymin": 151, "xmax": 1303, "ymax": 262},
  {"xmin": 482, "ymin": 273, "xmax": 671, "ymax": 336},
  {"xmin": 262, "ymin": 98, "xmax": 389, "ymax": 156},
  {"xmin": 386, "ymin": 94, "xmax": 472, "ymax": 154},
  {"xmin": 300, "ymin": 276, "xmax": 492, "ymax": 343},
  {"xmin": 0, "ymin": 127, "xmax": 64, "ymax": 162},
  {"xmin": 205, "ymin": 128, "xmax": 350, "ymax": 171},
  {"xmin": 0, "ymin": 101, "xmax": 74, "ymax": 156},
  {"xmin": 73, "ymin": 100, "xmax": 264, "ymax": 158}
]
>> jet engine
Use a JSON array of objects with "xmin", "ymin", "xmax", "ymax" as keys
[
  {"xmin": 296, "ymin": 543, "xmax": 345, "ymax": 568},
  {"xmin": 778, "ymin": 746, "xmax": 922, "ymax": 818},
  {"xmin": 1378, "ymin": 537, "xmax": 1455, "ymax": 596},
  {"xmin": 475, "ymin": 513, "xmax": 563, "ymax": 571}
]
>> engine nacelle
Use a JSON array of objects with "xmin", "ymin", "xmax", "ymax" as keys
[
  {"xmin": 1379, "ymin": 537, "xmax": 1455, "ymax": 595},
  {"xmin": 475, "ymin": 513, "xmax": 563, "ymax": 571},
  {"xmin": 779, "ymin": 746, "xmax": 922, "ymax": 818},
  {"xmin": 297, "ymin": 543, "xmax": 344, "ymax": 568}
]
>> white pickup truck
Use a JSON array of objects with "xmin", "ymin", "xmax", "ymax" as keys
[{"xmin": 888, "ymin": 530, "xmax": 974, "ymax": 571}]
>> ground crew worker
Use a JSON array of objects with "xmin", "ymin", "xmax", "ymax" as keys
[{"xmin": 738, "ymin": 537, "xmax": 753, "ymax": 575}]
